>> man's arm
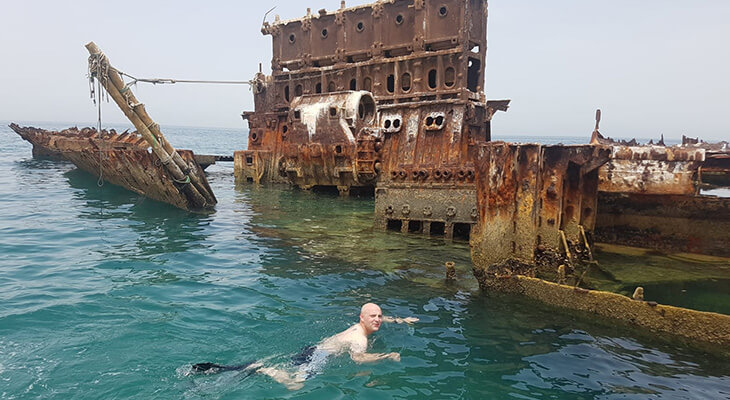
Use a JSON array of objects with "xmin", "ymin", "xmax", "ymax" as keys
[
  {"xmin": 382, "ymin": 316, "xmax": 419, "ymax": 324},
  {"xmin": 348, "ymin": 338, "xmax": 401, "ymax": 364},
  {"xmin": 350, "ymin": 351, "xmax": 401, "ymax": 364}
]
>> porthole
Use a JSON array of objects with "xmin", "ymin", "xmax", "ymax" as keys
[
  {"xmin": 439, "ymin": 6, "xmax": 448, "ymax": 17},
  {"xmin": 386, "ymin": 74, "xmax": 395, "ymax": 93},
  {"xmin": 393, "ymin": 119, "xmax": 401, "ymax": 129},
  {"xmin": 395, "ymin": 14, "xmax": 404, "ymax": 25},
  {"xmin": 357, "ymin": 94, "xmax": 375, "ymax": 123},
  {"xmin": 295, "ymin": 84, "xmax": 303, "ymax": 96},
  {"xmin": 401, "ymin": 72, "xmax": 411, "ymax": 92},
  {"xmin": 321, "ymin": 28, "xmax": 328, "ymax": 39},
  {"xmin": 356, "ymin": 21, "xmax": 365, "ymax": 32},
  {"xmin": 328, "ymin": 81, "xmax": 336, "ymax": 92},
  {"xmin": 384, "ymin": 119, "xmax": 391, "ymax": 129},
  {"xmin": 435, "ymin": 115, "xmax": 444, "ymax": 126},
  {"xmin": 350, "ymin": 78, "xmax": 357, "ymax": 90},
  {"xmin": 427, "ymin": 69, "xmax": 437, "ymax": 89},
  {"xmin": 444, "ymin": 67, "xmax": 456, "ymax": 88},
  {"xmin": 363, "ymin": 77, "xmax": 372, "ymax": 91},
  {"xmin": 288, "ymin": 34, "xmax": 296, "ymax": 44},
  {"xmin": 315, "ymin": 82, "xmax": 322, "ymax": 93}
]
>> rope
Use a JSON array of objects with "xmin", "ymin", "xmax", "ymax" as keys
[
  {"xmin": 156, "ymin": 150, "xmax": 177, "ymax": 167},
  {"xmin": 117, "ymin": 70, "xmax": 253, "ymax": 86},
  {"xmin": 96, "ymin": 78, "xmax": 105, "ymax": 188},
  {"xmin": 173, "ymin": 175, "xmax": 191, "ymax": 185}
]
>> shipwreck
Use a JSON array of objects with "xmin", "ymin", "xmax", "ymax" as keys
[
  {"xmin": 10, "ymin": 0, "xmax": 729, "ymax": 350},
  {"xmin": 12, "ymin": 42, "xmax": 217, "ymax": 211},
  {"xmin": 236, "ymin": 0, "xmax": 509, "ymax": 241},
  {"xmin": 234, "ymin": 0, "xmax": 730, "ymax": 349}
]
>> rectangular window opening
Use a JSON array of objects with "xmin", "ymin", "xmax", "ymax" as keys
[
  {"xmin": 453, "ymin": 223, "xmax": 471, "ymax": 241},
  {"xmin": 408, "ymin": 220, "xmax": 422, "ymax": 233},
  {"xmin": 386, "ymin": 219, "xmax": 402, "ymax": 232},
  {"xmin": 430, "ymin": 221, "xmax": 446, "ymax": 237},
  {"xmin": 467, "ymin": 57, "xmax": 481, "ymax": 92}
]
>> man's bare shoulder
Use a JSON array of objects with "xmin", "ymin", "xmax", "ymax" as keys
[{"xmin": 319, "ymin": 324, "xmax": 366, "ymax": 352}]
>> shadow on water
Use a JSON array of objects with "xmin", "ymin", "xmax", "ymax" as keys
[{"xmin": 65, "ymin": 169, "xmax": 212, "ymax": 259}]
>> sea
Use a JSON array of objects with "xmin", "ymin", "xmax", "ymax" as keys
[{"xmin": 1, "ymin": 121, "xmax": 728, "ymax": 399}]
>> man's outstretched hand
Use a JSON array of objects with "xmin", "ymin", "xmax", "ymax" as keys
[{"xmin": 384, "ymin": 316, "xmax": 419, "ymax": 324}]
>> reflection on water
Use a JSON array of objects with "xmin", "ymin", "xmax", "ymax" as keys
[{"xmin": 65, "ymin": 169, "xmax": 212, "ymax": 259}]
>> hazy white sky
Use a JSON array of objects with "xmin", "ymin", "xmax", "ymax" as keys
[{"xmin": 1, "ymin": 0, "xmax": 728, "ymax": 141}]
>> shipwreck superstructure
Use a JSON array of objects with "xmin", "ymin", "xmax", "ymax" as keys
[{"xmin": 235, "ymin": 0, "xmax": 508, "ymax": 239}]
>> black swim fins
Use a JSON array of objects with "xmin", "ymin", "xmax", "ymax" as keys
[{"xmin": 191, "ymin": 361, "xmax": 257, "ymax": 374}]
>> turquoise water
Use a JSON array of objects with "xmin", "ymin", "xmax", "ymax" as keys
[{"xmin": 1, "ymin": 122, "xmax": 729, "ymax": 399}]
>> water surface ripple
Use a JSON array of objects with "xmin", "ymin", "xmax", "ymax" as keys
[{"xmin": 1, "ymin": 122, "xmax": 728, "ymax": 399}]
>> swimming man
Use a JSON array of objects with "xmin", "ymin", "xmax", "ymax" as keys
[{"xmin": 192, "ymin": 302, "xmax": 418, "ymax": 390}]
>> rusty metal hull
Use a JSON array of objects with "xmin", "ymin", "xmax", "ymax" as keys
[
  {"xmin": 236, "ymin": 0, "xmax": 509, "ymax": 236},
  {"xmin": 475, "ymin": 274, "xmax": 730, "ymax": 350},
  {"xmin": 592, "ymin": 130, "xmax": 730, "ymax": 256},
  {"xmin": 470, "ymin": 142, "xmax": 611, "ymax": 275},
  {"xmin": 10, "ymin": 124, "xmax": 214, "ymax": 211},
  {"xmin": 595, "ymin": 192, "xmax": 730, "ymax": 257},
  {"xmin": 469, "ymin": 141, "xmax": 730, "ymax": 349}
]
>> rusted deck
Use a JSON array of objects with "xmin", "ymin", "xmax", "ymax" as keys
[
  {"xmin": 591, "ymin": 129, "xmax": 730, "ymax": 256},
  {"xmin": 10, "ymin": 123, "xmax": 215, "ymax": 211}
]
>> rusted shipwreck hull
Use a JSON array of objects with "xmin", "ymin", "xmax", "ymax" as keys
[
  {"xmin": 10, "ymin": 123, "xmax": 215, "ymax": 211},
  {"xmin": 470, "ymin": 141, "xmax": 730, "ymax": 350},
  {"xmin": 236, "ymin": 0, "xmax": 509, "ymax": 239},
  {"xmin": 592, "ymin": 130, "xmax": 730, "ymax": 257}
]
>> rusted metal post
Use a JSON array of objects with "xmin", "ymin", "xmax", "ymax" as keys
[{"xmin": 445, "ymin": 261, "xmax": 456, "ymax": 280}]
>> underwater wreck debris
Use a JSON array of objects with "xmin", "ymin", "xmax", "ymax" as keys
[
  {"xmin": 83, "ymin": 41, "xmax": 216, "ymax": 211},
  {"xmin": 10, "ymin": 123, "xmax": 213, "ymax": 211},
  {"xmin": 477, "ymin": 274, "xmax": 730, "ymax": 349},
  {"xmin": 588, "ymin": 115, "xmax": 730, "ymax": 256},
  {"xmin": 236, "ymin": 0, "xmax": 508, "ymax": 237},
  {"xmin": 469, "ymin": 141, "xmax": 730, "ymax": 348}
]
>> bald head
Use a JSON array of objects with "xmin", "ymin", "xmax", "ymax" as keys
[
  {"xmin": 359, "ymin": 303, "xmax": 383, "ymax": 335},
  {"xmin": 360, "ymin": 303, "xmax": 381, "ymax": 316}
]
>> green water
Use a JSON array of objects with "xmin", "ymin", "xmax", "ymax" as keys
[{"xmin": 1, "ymin": 122, "xmax": 729, "ymax": 399}]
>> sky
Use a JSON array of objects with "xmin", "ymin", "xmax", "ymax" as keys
[{"xmin": 1, "ymin": 0, "xmax": 728, "ymax": 141}]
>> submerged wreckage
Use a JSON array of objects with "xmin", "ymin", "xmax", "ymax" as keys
[{"xmin": 11, "ymin": 0, "xmax": 730, "ymax": 348}]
